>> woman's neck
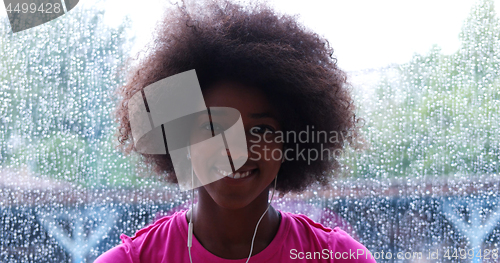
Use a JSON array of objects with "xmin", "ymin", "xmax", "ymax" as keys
[{"xmin": 185, "ymin": 187, "xmax": 281, "ymax": 259}]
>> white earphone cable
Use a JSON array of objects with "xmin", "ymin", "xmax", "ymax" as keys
[
  {"xmin": 188, "ymin": 147, "xmax": 194, "ymax": 263},
  {"xmin": 245, "ymin": 174, "xmax": 278, "ymax": 263}
]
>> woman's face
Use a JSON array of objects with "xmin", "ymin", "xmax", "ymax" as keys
[{"xmin": 190, "ymin": 80, "xmax": 283, "ymax": 209}]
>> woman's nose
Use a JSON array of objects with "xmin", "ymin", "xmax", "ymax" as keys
[{"xmin": 221, "ymin": 147, "xmax": 248, "ymax": 161}]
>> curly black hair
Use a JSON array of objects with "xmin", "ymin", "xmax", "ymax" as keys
[{"xmin": 114, "ymin": 0, "xmax": 360, "ymax": 194}]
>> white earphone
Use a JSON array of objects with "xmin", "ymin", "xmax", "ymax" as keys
[{"xmin": 187, "ymin": 146, "xmax": 194, "ymax": 263}]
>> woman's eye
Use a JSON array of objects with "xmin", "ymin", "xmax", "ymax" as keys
[
  {"xmin": 201, "ymin": 122, "xmax": 223, "ymax": 132},
  {"xmin": 250, "ymin": 125, "xmax": 275, "ymax": 134}
]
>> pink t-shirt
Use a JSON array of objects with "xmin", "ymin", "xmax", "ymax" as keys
[{"xmin": 94, "ymin": 210, "xmax": 377, "ymax": 262}]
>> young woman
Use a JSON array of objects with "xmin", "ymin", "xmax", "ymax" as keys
[{"xmin": 96, "ymin": 1, "xmax": 376, "ymax": 262}]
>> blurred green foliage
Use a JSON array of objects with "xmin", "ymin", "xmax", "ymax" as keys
[
  {"xmin": 346, "ymin": 0, "xmax": 500, "ymax": 178},
  {"xmin": 0, "ymin": 1, "xmax": 157, "ymax": 188}
]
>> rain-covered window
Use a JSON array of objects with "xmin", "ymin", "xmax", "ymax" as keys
[{"xmin": 0, "ymin": 0, "xmax": 499, "ymax": 262}]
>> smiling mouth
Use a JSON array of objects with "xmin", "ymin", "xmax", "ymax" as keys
[{"xmin": 215, "ymin": 168, "xmax": 256, "ymax": 179}]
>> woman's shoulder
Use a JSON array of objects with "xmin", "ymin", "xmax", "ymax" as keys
[
  {"xmin": 94, "ymin": 210, "xmax": 187, "ymax": 263},
  {"xmin": 282, "ymin": 211, "xmax": 376, "ymax": 262},
  {"xmin": 281, "ymin": 211, "xmax": 333, "ymax": 239},
  {"xmin": 131, "ymin": 211, "xmax": 183, "ymax": 240}
]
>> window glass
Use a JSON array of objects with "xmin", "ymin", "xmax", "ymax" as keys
[{"xmin": 0, "ymin": 0, "xmax": 499, "ymax": 262}]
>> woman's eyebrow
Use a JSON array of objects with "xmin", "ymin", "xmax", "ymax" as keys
[{"xmin": 249, "ymin": 112, "xmax": 276, "ymax": 119}]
